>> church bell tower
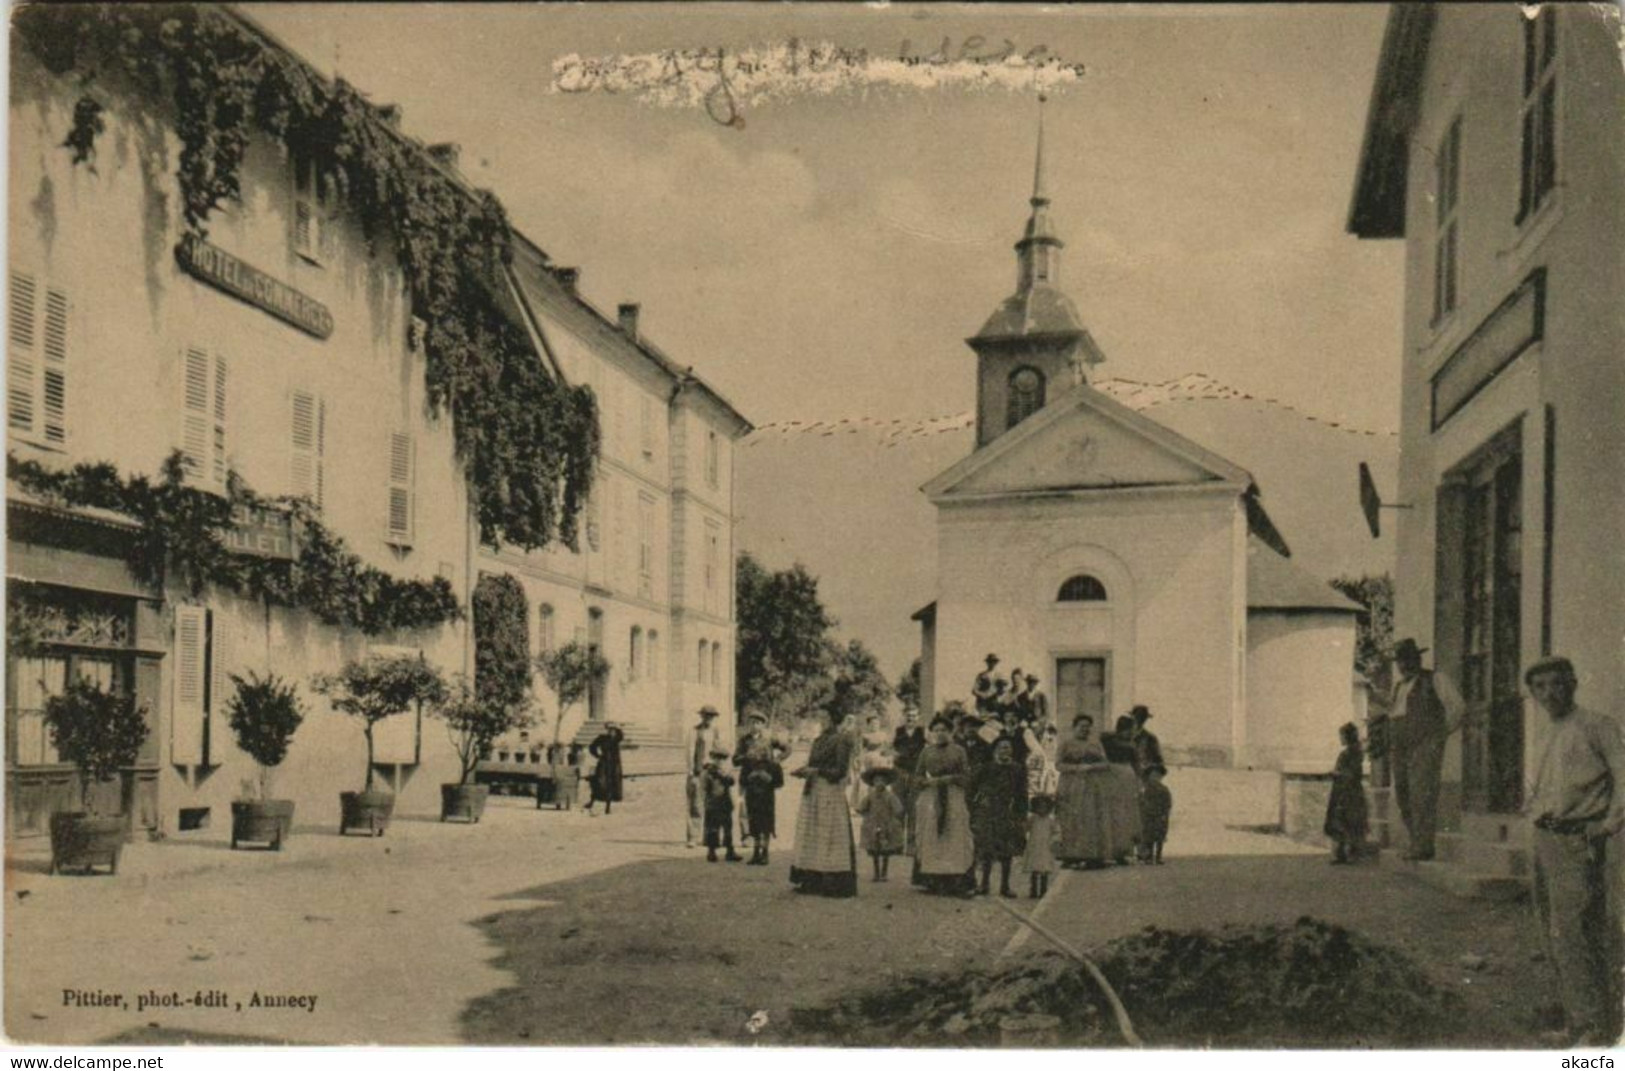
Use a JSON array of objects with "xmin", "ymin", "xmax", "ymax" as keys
[{"xmin": 968, "ymin": 96, "xmax": 1104, "ymax": 449}]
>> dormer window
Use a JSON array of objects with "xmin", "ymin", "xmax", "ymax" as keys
[{"xmin": 1007, "ymin": 366, "xmax": 1046, "ymax": 429}]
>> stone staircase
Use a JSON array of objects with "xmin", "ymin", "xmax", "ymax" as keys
[{"xmin": 1370, "ymin": 787, "xmax": 1530, "ymax": 901}]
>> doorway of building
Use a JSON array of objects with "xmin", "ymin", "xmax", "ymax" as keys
[
  {"xmin": 1452, "ymin": 432, "xmax": 1524, "ymax": 813},
  {"xmin": 1054, "ymin": 657, "xmax": 1108, "ymax": 729}
]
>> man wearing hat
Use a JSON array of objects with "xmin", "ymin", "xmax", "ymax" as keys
[
  {"xmin": 1524, "ymin": 655, "xmax": 1625, "ymax": 1045},
  {"xmin": 1386, "ymin": 638, "xmax": 1463, "ymax": 861},
  {"xmin": 973, "ymin": 654, "xmax": 1001, "ymax": 715},
  {"xmin": 1129, "ymin": 705, "xmax": 1164, "ymax": 780},
  {"xmin": 685, "ymin": 705, "xmax": 725, "ymax": 848},
  {"xmin": 733, "ymin": 710, "xmax": 772, "ymax": 840}
]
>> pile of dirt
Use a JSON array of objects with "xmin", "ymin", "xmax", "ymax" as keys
[{"xmin": 788, "ymin": 917, "xmax": 1457, "ymax": 1047}]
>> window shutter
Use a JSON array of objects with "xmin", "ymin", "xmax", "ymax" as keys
[
  {"xmin": 291, "ymin": 390, "xmax": 325, "ymax": 508},
  {"xmin": 41, "ymin": 287, "xmax": 67, "ymax": 444},
  {"xmin": 212, "ymin": 354, "xmax": 228, "ymax": 486},
  {"xmin": 7, "ymin": 272, "xmax": 38, "ymax": 435},
  {"xmin": 206, "ymin": 608, "xmax": 232, "ymax": 767},
  {"xmin": 386, "ymin": 430, "xmax": 415, "ymax": 544},
  {"xmin": 182, "ymin": 348, "xmax": 211, "ymax": 484},
  {"xmin": 172, "ymin": 605, "xmax": 207, "ymax": 765}
]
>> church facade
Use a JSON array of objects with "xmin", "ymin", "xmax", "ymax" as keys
[{"xmin": 915, "ymin": 106, "xmax": 1360, "ymax": 770}]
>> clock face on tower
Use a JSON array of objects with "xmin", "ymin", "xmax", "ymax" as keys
[{"xmin": 1013, "ymin": 368, "xmax": 1041, "ymax": 393}]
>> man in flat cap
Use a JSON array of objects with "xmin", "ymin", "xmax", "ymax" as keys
[
  {"xmin": 1386, "ymin": 638, "xmax": 1463, "ymax": 861},
  {"xmin": 1525, "ymin": 655, "xmax": 1625, "ymax": 1045}
]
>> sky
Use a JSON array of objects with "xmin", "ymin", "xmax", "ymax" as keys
[{"xmin": 251, "ymin": 2, "xmax": 1406, "ymax": 436}]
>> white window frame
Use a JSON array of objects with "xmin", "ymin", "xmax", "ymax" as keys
[
  {"xmin": 385, "ymin": 430, "xmax": 416, "ymax": 547},
  {"xmin": 1517, "ymin": 6, "xmax": 1558, "ymax": 226},
  {"xmin": 292, "ymin": 154, "xmax": 333, "ymax": 265},
  {"xmin": 1432, "ymin": 117, "xmax": 1462, "ymax": 327},
  {"xmin": 8, "ymin": 272, "xmax": 69, "ymax": 448}
]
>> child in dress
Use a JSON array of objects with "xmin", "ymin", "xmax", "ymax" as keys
[
  {"xmin": 970, "ymin": 738, "xmax": 1027, "ymax": 897},
  {"xmin": 857, "ymin": 766, "xmax": 906, "ymax": 881},
  {"xmin": 701, "ymin": 748, "xmax": 744, "ymax": 863},
  {"xmin": 738, "ymin": 739, "xmax": 786, "ymax": 865},
  {"xmin": 1139, "ymin": 763, "xmax": 1171, "ymax": 865},
  {"xmin": 1323, "ymin": 722, "xmax": 1368, "ymax": 865},
  {"xmin": 1025, "ymin": 793, "xmax": 1057, "ymax": 898}
]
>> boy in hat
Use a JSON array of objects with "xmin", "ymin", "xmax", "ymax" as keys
[
  {"xmin": 738, "ymin": 736, "xmax": 787, "ymax": 865},
  {"xmin": 701, "ymin": 747, "xmax": 744, "ymax": 863},
  {"xmin": 857, "ymin": 765, "xmax": 905, "ymax": 881},
  {"xmin": 1129, "ymin": 704, "xmax": 1164, "ymax": 778},
  {"xmin": 973, "ymin": 654, "xmax": 1001, "ymax": 714}
]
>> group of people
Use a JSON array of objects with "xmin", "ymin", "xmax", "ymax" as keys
[
  {"xmin": 1319, "ymin": 639, "xmax": 1624, "ymax": 1046},
  {"xmin": 779, "ymin": 652, "xmax": 1175, "ymax": 900}
]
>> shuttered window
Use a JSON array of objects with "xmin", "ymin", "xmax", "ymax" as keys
[
  {"xmin": 171, "ymin": 606, "xmax": 207, "ymax": 766},
  {"xmin": 8, "ymin": 272, "xmax": 68, "ymax": 445},
  {"xmin": 386, "ymin": 430, "xmax": 415, "ymax": 545},
  {"xmin": 181, "ymin": 348, "xmax": 228, "ymax": 490},
  {"xmin": 290, "ymin": 390, "xmax": 326, "ymax": 509},
  {"xmin": 292, "ymin": 156, "xmax": 332, "ymax": 263}
]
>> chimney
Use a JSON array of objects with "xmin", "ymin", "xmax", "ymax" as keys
[
  {"xmin": 554, "ymin": 267, "xmax": 580, "ymax": 293},
  {"xmin": 427, "ymin": 142, "xmax": 461, "ymax": 171},
  {"xmin": 617, "ymin": 303, "xmax": 641, "ymax": 340},
  {"xmin": 377, "ymin": 104, "xmax": 403, "ymax": 129}
]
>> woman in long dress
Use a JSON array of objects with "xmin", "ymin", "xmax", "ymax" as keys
[
  {"xmin": 789, "ymin": 709, "xmax": 859, "ymax": 897},
  {"xmin": 911, "ymin": 715, "xmax": 976, "ymax": 896},
  {"xmin": 1056, "ymin": 715, "xmax": 1116, "ymax": 868},
  {"xmin": 1104, "ymin": 715, "xmax": 1145, "ymax": 864},
  {"xmin": 585, "ymin": 723, "xmax": 625, "ymax": 816},
  {"xmin": 1323, "ymin": 722, "xmax": 1369, "ymax": 865}
]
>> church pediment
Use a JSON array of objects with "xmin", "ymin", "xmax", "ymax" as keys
[{"xmin": 923, "ymin": 382, "xmax": 1253, "ymax": 500}]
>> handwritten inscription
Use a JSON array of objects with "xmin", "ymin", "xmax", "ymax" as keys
[{"xmin": 553, "ymin": 38, "xmax": 1088, "ymax": 128}]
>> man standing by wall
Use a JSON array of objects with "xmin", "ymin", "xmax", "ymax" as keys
[
  {"xmin": 1386, "ymin": 638, "xmax": 1463, "ymax": 861},
  {"xmin": 1525, "ymin": 656, "xmax": 1625, "ymax": 1046}
]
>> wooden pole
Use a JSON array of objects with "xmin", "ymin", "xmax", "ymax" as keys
[{"xmin": 991, "ymin": 897, "xmax": 1143, "ymax": 1048}]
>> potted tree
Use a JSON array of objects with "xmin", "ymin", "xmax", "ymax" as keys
[
  {"xmin": 225, "ymin": 671, "xmax": 305, "ymax": 850},
  {"xmin": 41, "ymin": 678, "xmax": 150, "ymax": 875},
  {"xmin": 535, "ymin": 641, "xmax": 609, "ymax": 810},
  {"xmin": 433, "ymin": 675, "xmax": 533, "ymax": 823},
  {"xmin": 312, "ymin": 653, "xmax": 446, "ymax": 836}
]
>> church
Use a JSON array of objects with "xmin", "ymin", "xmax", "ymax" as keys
[{"xmin": 913, "ymin": 104, "xmax": 1361, "ymax": 770}]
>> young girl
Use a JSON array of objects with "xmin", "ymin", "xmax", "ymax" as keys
[
  {"xmin": 1025, "ymin": 793, "xmax": 1058, "ymax": 898},
  {"xmin": 970, "ymin": 738, "xmax": 1027, "ymax": 897},
  {"xmin": 857, "ymin": 766, "xmax": 906, "ymax": 881},
  {"xmin": 1323, "ymin": 722, "xmax": 1368, "ymax": 865},
  {"xmin": 738, "ymin": 739, "xmax": 786, "ymax": 865}
]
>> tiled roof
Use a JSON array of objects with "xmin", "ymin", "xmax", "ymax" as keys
[{"xmin": 1246, "ymin": 537, "xmax": 1362, "ymax": 613}]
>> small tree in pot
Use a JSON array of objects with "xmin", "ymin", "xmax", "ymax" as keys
[
  {"xmin": 41, "ymin": 678, "xmax": 150, "ymax": 875},
  {"xmin": 536, "ymin": 641, "xmax": 609, "ymax": 809},
  {"xmin": 311, "ymin": 654, "xmax": 446, "ymax": 836},
  {"xmin": 433, "ymin": 675, "xmax": 533, "ymax": 823},
  {"xmin": 225, "ymin": 671, "xmax": 305, "ymax": 850}
]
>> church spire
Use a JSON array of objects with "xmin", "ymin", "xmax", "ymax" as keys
[{"xmin": 1017, "ymin": 94, "xmax": 1061, "ymax": 291}]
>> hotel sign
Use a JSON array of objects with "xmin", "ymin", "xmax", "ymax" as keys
[
  {"xmin": 176, "ymin": 236, "xmax": 335, "ymax": 340},
  {"xmin": 1431, "ymin": 269, "xmax": 1545, "ymax": 430},
  {"xmin": 224, "ymin": 503, "xmax": 301, "ymax": 561}
]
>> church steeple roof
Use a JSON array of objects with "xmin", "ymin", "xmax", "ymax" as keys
[{"xmin": 972, "ymin": 95, "xmax": 1088, "ymax": 345}]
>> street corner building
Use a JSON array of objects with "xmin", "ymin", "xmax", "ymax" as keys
[
  {"xmin": 4, "ymin": 4, "xmax": 750, "ymax": 842},
  {"xmin": 1347, "ymin": 5, "xmax": 1625, "ymax": 872},
  {"xmin": 913, "ymin": 105, "xmax": 1363, "ymax": 773}
]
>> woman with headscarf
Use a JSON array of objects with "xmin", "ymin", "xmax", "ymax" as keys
[
  {"xmin": 910, "ymin": 714, "xmax": 976, "ymax": 896},
  {"xmin": 789, "ymin": 708, "xmax": 859, "ymax": 897},
  {"xmin": 1104, "ymin": 714, "xmax": 1145, "ymax": 864},
  {"xmin": 1055, "ymin": 714, "xmax": 1115, "ymax": 868}
]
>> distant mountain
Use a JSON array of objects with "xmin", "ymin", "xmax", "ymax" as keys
[{"xmin": 735, "ymin": 374, "xmax": 1399, "ymax": 684}]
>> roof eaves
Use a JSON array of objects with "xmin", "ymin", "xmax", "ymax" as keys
[{"xmin": 1347, "ymin": 4, "xmax": 1436, "ymax": 239}]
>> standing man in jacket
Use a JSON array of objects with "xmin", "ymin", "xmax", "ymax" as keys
[
  {"xmin": 686, "ymin": 706, "xmax": 724, "ymax": 848},
  {"xmin": 1386, "ymin": 638, "xmax": 1463, "ymax": 861}
]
